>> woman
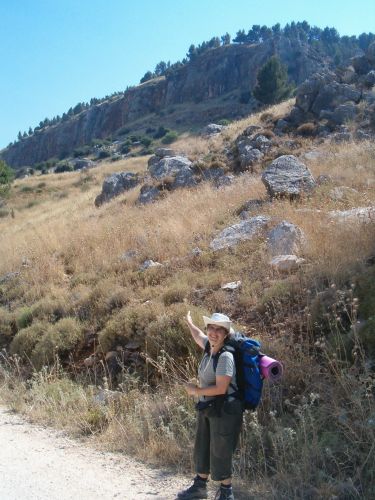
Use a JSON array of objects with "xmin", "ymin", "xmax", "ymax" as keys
[{"xmin": 177, "ymin": 311, "xmax": 243, "ymax": 500}]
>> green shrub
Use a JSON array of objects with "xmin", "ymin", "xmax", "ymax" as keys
[
  {"xmin": 10, "ymin": 321, "xmax": 51, "ymax": 358},
  {"xmin": 153, "ymin": 126, "xmax": 168, "ymax": 139},
  {"xmin": 0, "ymin": 308, "xmax": 16, "ymax": 348},
  {"xmin": 140, "ymin": 136, "xmax": 153, "ymax": 147},
  {"xmin": 97, "ymin": 150, "xmax": 110, "ymax": 160},
  {"xmin": 217, "ymin": 119, "xmax": 231, "ymax": 126},
  {"xmin": 16, "ymin": 307, "xmax": 33, "ymax": 329},
  {"xmin": 163, "ymin": 285, "xmax": 188, "ymax": 306},
  {"xmin": 19, "ymin": 185, "xmax": 34, "ymax": 193},
  {"xmin": 161, "ymin": 131, "xmax": 178, "ymax": 144},
  {"xmin": 54, "ymin": 163, "xmax": 73, "ymax": 174},
  {"xmin": 359, "ymin": 317, "xmax": 375, "ymax": 356},
  {"xmin": 98, "ymin": 304, "xmax": 159, "ymax": 353},
  {"xmin": 31, "ymin": 317, "xmax": 83, "ymax": 369}
]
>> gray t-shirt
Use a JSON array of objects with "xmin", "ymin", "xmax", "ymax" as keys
[{"xmin": 198, "ymin": 340, "xmax": 238, "ymax": 402}]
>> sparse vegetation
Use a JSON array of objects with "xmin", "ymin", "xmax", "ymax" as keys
[{"xmin": 1, "ymin": 102, "xmax": 375, "ymax": 498}]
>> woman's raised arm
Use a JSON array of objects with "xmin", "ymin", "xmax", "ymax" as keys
[{"xmin": 186, "ymin": 311, "xmax": 207, "ymax": 350}]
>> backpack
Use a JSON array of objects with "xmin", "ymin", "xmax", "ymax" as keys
[{"xmin": 205, "ymin": 332, "xmax": 263, "ymax": 411}]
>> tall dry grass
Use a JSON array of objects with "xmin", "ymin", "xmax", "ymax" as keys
[{"xmin": 1, "ymin": 101, "xmax": 375, "ymax": 498}]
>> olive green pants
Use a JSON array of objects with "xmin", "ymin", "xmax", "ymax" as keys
[{"xmin": 194, "ymin": 399, "xmax": 243, "ymax": 481}]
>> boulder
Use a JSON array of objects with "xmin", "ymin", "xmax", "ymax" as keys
[
  {"xmin": 249, "ymin": 134, "xmax": 272, "ymax": 152},
  {"xmin": 210, "ymin": 216, "xmax": 271, "ymax": 251},
  {"xmin": 363, "ymin": 70, "xmax": 375, "ymax": 88},
  {"xmin": 329, "ymin": 206, "xmax": 375, "ymax": 223},
  {"xmin": 239, "ymin": 199, "xmax": 268, "ymax": 219},
  {"xmin": 355, "ymin": 129, "xmax": 372, "ymax": 141},
  {"xmin": 154, "ymin": 148, "xmax": 176, "ymax": 158},
  {"xmin": 320, "ymin": 102, "xmax": 358, "ymax": 126},
  {"xmin": 267, "ymin": 221, "xmax": 305, "ymax": 257},
  {"xmin": 70, "ymin": 158, "xmax": 95, "ymax": 170},
  {"xmin": 137, "ymin": 185, "xmax": 161, "ymax": 205},
  {"xmin": 270, "ymin": 255, "xmax": 305, "ymax": 273},
  {"xmin": 261, "ymin": 155, "xmax": 316, "ymax": 198},
  {"xmin": 237, "ymin": 144, "xmax": 263, "ymax": 169},
  {"xmin": 328, "ymin": 186, "xmax": 358, "ymax": 201},
  {"xmin": 202, "ymin": 123, "xmax": 224, "ymax": 135},
  {"xmin": 295, "ymin": 72, "xmax": 335, "ymax": 113},
  {"xmin": 139, "ymin": 260, "xmax": 163, "ymax": 271},
  {"xmin": 148, "ymin": 155, "xmax": 196, "ymax": 189},
  {"xmin": 95, "ymin": 172, "xmax": 139, "ymax": 206},
  {"xmin": 221, "ymin": 281, "xmax": 242, "ymax": 291},
  {"xmin": 215, "ymin": 175, "xmax": 234, "ymax": 188},
  {"xmin": 312, "ymin": 83, "xmax": 360, "ymax": 115}
]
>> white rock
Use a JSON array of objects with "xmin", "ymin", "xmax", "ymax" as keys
[
  {"xmin": 329, "ymin": 206, "xmax": 375, "ymax": 223},
  {"xmin": 210, "ymin": 216, "xmax": 271, "ymax": 251},
  {"xmin": 221, "ymin": 281, "xmax": 242, "ymax": 291},
  {"xmin": 267, "ymin": 221, "xmax": 305, "ymax": 257},
  {"xmin": 139, "ymin": 260, "xmax": 163, "ymax": 271},
  {"xmin": 270, "ymin": 255, "xmax": 305, "ymax": 273}
]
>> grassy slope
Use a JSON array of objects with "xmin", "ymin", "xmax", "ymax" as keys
[{"xmin": 1, "ymin": 100, "xmax": 375, "ymax": 498}]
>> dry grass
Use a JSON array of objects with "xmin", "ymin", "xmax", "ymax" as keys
[{"xmin": 1, "ymin": 99, "xmax": 375, "ymax": 498}]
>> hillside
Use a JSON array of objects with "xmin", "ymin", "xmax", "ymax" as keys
[
  {"xmin": 1, "ymin": 26, "xmax": 366, "ymax": 169},
  {"xmin": 1, "ymin": 82, "xmax": 375, "ymax": 497}
]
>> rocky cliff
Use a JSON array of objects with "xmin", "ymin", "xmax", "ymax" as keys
[{"xmin": 2, "ymin": 38, "xmax": 332, "ymax": 168}]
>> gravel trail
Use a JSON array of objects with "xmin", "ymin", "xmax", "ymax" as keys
[{"xmin": 0, "ymin": 407, "xmax": 188, "ymax": 500}]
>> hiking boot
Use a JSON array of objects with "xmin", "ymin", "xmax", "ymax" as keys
[
  {"xmin": 177, "ymin": 476, "xmax": 208, "ymax": 499},
  {"xmin": 214, "ymin": 485, "xmax": 235, "ymax": 500}
]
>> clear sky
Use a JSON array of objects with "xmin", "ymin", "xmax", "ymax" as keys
[{"xmin": 1, "ymin": 0, "xmax": 374, "ymax": 150}]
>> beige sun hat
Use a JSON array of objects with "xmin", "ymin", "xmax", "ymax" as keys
[{"xmin": 202, "ymin": 312, "xmax": 232, "ymax": 332}]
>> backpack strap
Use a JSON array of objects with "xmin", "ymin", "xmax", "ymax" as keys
[{"xmin": 205, "ymin": 342, "xmax": 239, "ymax": 399}]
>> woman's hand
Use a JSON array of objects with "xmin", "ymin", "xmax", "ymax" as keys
[
  {"xmin": 186, "ymin": 310, "xmax": 193, "ymax": 326},
  {"xmin": 185, "ymin": 382, "xmax": 198, "ymax": 396}
]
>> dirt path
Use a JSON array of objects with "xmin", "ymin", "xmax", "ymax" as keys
[{"xmin": 0, "ymin": 407, "xmax": 188, "ymax": 500}]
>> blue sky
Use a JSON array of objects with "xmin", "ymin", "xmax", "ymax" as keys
[{"xmin": 1, "ymin": 0, "xmax": 374, "ymax": 150}]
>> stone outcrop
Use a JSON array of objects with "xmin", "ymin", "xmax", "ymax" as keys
[
  {"xmin": 270, "ymin": 255, "xmax": 305, "ymax": 273},
  {"xmin": 95, "ymin": 172, "xmax": 139, "ymax": 206},
  {"xmin": 284, "ymin": 41, "xmax": 375, "ymax": 132},
  {"xmin": 262, "ymin": 155, "xmax": 316, "ymax": 198},
  {"xmin": 210, "ymin": 216, "xmax": 271, "ymax": 251},
  {"xmin": 2, "ymin": 37, "xmax": 333, "ymax": 168},
  {"xmin": 267, "ymin": 221, "xmax": 305, "ymax": 257},
  {"xmin": 329, "ymin": 206, "xmax": 375, "ymax": 223}
]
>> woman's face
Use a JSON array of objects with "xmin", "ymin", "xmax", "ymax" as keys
[{"xmin": 207, "ymin": 324, "xmax": 228, "ymax": 347}]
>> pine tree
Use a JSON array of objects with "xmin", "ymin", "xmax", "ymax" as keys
[{"xmin": 253, "ymin": 56, "xmax": 294, "ymax": 105}]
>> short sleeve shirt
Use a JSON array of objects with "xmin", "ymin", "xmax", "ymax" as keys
[{"xmin": 198, "ymin": 340, "xmax": 237, "ymax": 402}]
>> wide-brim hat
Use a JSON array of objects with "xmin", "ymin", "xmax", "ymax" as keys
[{"xmin": 203, "ymin": 312, "xmax": 232, "ymax": 332}]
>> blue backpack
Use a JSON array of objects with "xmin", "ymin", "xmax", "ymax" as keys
[{"xmin": 205, "ymin": 332, "xmax": 263, "ymax": 411}]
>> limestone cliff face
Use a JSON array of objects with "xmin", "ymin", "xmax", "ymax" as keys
[{"xmin": 2, "ymin": 39, "xmax": 327, "ymax": 167}]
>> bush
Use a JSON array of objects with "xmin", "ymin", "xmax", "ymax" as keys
[
  {"xmin": 16, "ymin": 307, "xmax": 33, "ymax": 329},
  {"xmin": 161, "ymin": 131, "xmax": 178, "ymax": 144},
  {"xmin": 54, "ymin": 163, "xmax": 73, "ymax": 173},
  {"xmin": 140, "ymin": 136, "xmax": 153, "ymax": 147},
  {"xmin": 10, "ymin": 321, "xmax": 51, "ymax": 359},
  {"xmin": 98, "ymin": 304, "xmax": 159, "ymax": 353},
  {"xmin": 296, "ymin": 122, "xmax": 318, "ymax": 137},
  {"xmin": 0, "ymin": 308, "xmax": 16, "ymax": 348},
  {"xmin": 153, "ymin": 126, "xmax": 168, "ymax": 139},
  {"xmin": 31, "ymin": 317, "xmax": 83, "ymax": 369},
  {"xmin": 73, "ymin": 146, "xmax": 91, "ymax": 158},
  {"xmin": 97, "ymin": 150, "xmax": 110, "ymax": 160}
]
